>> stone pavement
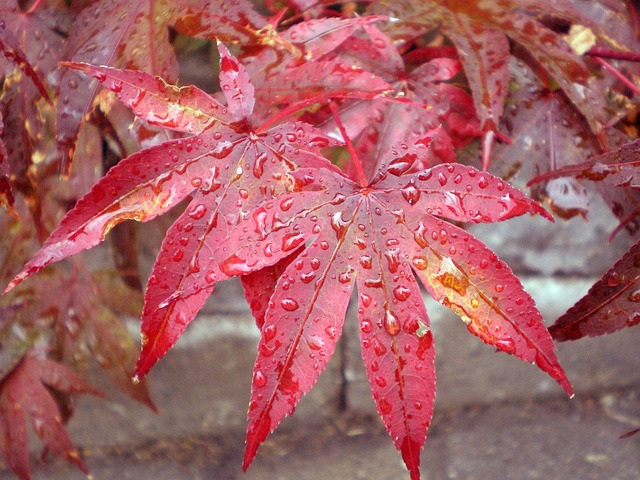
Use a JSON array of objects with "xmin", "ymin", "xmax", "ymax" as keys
[{"xmin": 1, "ymin": 273, "xmax": 640, "ymax": 480}]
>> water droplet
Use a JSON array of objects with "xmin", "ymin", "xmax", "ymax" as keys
[
  {"xmin": 264, "ymin": 325, "xmax": 277, "ymax": 341},
  {"xmin": 379, "ymin": 398, "xmax": 392, "ymax": 414},
  {"xmin": 437, "ymin": 172, "xmax": 447, "ymax": 186},
  {"xmin": 387, "ymin": 155, "xmax": 414, "ymax": 176},
  {"xmin": 360, "ymin": 294, "xmax": 371, "ymax": 307},
  {"xmin": 384, "ymin": 249, "xmax": 401, "ymax": 273},
  {"xmin": 375, "ymin": 376, "xmax": 387, "ymax": 388},
  {"xmin": 393, "ymin": 285, "xmax": 411, "ymax": 302},
  {"xmin": 628, "ymin": 289, "xmax": 640, "ymax": 302},
  {"xmin": 253, "ymin": 370, "xmax": 267, "ymax": 387},
  {"xmin": 325, "ymin": 325, "xmax": 337, "ymax": 339},
  {"xmin": 364, "ymin": 276, "xmax": 383, "ymax": 288},
  {"xmin": 607, "ymin": 272, "xmax": 621, "ymax": 287},
  {"xmin": 205, "ymin": 271, "xmax": 216, "ymax": 284},
  {"xmin": 282, "ymin": 232, "xmax": 305, "ymax": 252},
  {"xmin": 360, "ymin": 255, "xmax": 373, "ymax": 269},
  {"xmin": 188, "ymin": 204, "xmax": 207, "ymax": 220},
  {"xmin": 384, "ymin": 310, "xmax": 401, "ymax": 335},
  {"xmin": 300, "ymin": 271, "xmax": 316, "ymax": 283},
  {"xmin": 331, "ymin": 211, "xmax": 349, "ymax": 238},
  {"xmin": 281, "ymin": 298, "xmax": 299, "ymax": 311},
  {"xmin": 360, "ymin": 319, "xmax": 373, "ymax": 332},
  {"xmin": 373, "ymin": 338, "xmax": 387, "ymax": 356},
  {"xmin": 307, "ymin": 334, "xmax": 324, "ymax": 350},
  {"xmin": 495, "ymin": 338, "xmax": 516, "ymax": 354},
  {"xmin": 220, "ymin": 253, "xmax": 255, "ymax": 276},
  {"xmin": 401, "ymin": 183, "xmax": 421, "ymax": 205},
  {"xmin": 338, "ymin": 272, "xmax": 351, "ymax": 284},
  {"xmin": 310, "ymin": 258, "xmax": 321, "ymax": 270},
  {"xmin": 478, "ymin": 176, "xmax": 489, "ymax": 189},
  {"xmin": 412, "ymin": 256, "xmax": 428, "ymax": 270},
  {"xmin": 370, "ymin": 360, "xmax": 379, "ymax": 372},
  {"xmin": 495, "ymin": 284, "xmax": 504, "ymax": 293},
  {"xmin": 253, "ymin": 153, "xmax": 267, "ymax": 178}
]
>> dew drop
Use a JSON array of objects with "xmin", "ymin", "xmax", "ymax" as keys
[
  {"xmin": 253, "ymin": 153, "xmax": 267, "ymax": 178},
  {"xmin": 478, "ymin": 176, "xmax": 489, "ymax": 189},
  {"xmin": 253, "ymin": 370, "xmax": 267, "ymax": 387},
  {"xmin": 325, "ymin": 325, "xmax": 337, "ymax": 339},
  {"xmin": 628, "ymin": 289, "xmax": 640, "ymax": 302},
  {"xmin": 282, "ymin": 232, "xmax": 305, "ymax": 252},
  {"xmin": 495, "ymin": 338, "xmax": 516, "ymax": 354},
  {"xmin": 360, "ymin": 294, "xmax": 372, "ymax": 307},
  {"xmin": 360, "ymin": 255, "xmax": 373, "ymax": 269},
  {"xmin": 437, "ymin": 172, "xmax": 447, "ymax": 186},
  {"xmin": 607, "ymin": 272, "xmax": 621, "ymax": 287},
  {"xmin": 393, "ymin": 285, "xmax": 411, "ymax": 302},
  {"xmin": 300, "ymin": 272, "xmax": 316, "ymax": 283},
  {"xmin": 401, "ymin": 183, "xmax": 421, "ymax": 205},
  {"xmin": 205, "ymin": 271, "xmax": 216, "ymax": 284},
  {"xmin": 310, "ymin": 258, "xmax": 321, "ymax": 270},
  {"xmin": 264, "ymin": 325, "xmax": 277, "ymax": 341},
  {"xmin": 280, "ymin": 298, "xmax": 300, "ymax": 311},
  {"xmin": 188, "ymin": 204, "xmax": 207, "ymax": 220},
  {"xmin": 364, "ymin": 276, "xmax": 383, "ymax": 288},
  {"xmin": 412, "ymin": 256, "xmax": 428, "ymax": 270},
  {"xmin": 307, "ymin": 334, "xmax": 324, "ymax": 350},
  {"xmin": 384, "ymin": 310, "xmax": 401, "ymax": 336},
  {"xmin": 376, "ymin": 376, "xmax": 387, "ymax": 388},
  {"xmin": 331, "ymin": 211, "xmax": 349, "ymax": 238},
  {"xmin": 360, "ymin": 319, "xmax": 373, "ymax": 332},
  {"xmin": 373, "ymin": 338, "xmax": 388, "ymax": 356},
  {"xmin": 379, "ymin": 399, "xmax": 392, "ymax": 415},
  {"xmin": 495, "ymin": 284, "xmax": 504, "ymax": 293}
]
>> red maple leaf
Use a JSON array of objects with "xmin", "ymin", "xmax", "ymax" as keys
[
  {"xmin": 216, "ymin": 134, "xmax": 572, "ymax": 479},
  {"xmin": 4, "ymin": 43, "xmax": 375, "ymax": 379},
  {"xmin": 2, "ymin": 23, "xmax": 575, "ymax": 480},
  {"xmin": 56, "ymin": 0, "xmax": 268, "ymax": 171},
  {"xmin": 0, "ymin": 356, "xmax": 104, "ymax": 480},
  {"xmin": 369, "ymin": 0, "xmax": 612, "ymax": 169},
  {"xmin": 549, "ymin": 238, "xmax": 640, "ymax": 341}
]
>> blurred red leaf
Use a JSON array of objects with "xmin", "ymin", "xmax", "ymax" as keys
[
  {"xmin": 549, "ymin": 238, "xmax": 640, "ymax": 341},
  {"xmin": 0, "ymin": 356, "xmax": 104, "ymax": 480}
]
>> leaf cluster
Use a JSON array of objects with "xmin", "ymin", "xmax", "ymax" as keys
[{"xmin": 1, "ymin": 0, "xmax": 640, "ymax": 479}]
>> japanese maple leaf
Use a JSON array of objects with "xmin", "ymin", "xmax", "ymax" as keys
[
  {"xmin": 4, "ymin": 43, "xmax": 342, "ymax": 379},
  {"xmin": 318, "ymin": 26, "xmax": 481, "ymax": 178},
  {"xmin": 0, "ymin": 356, "xmax": 104, "ymax": 480},
  {"xmin": 369, "ymin": 0, "xmax": 610, "ymax": 169},
  {"xmin": 0, "ymin": 3, "xmax": 66, "ymax": 210},
  {"xmin": 549, "ymin": 238, "xmax": 640, "ymax": 341},
  {"xmin": 244, "ymin": 15, "xmax": 392, "ymax": 118},
  {"xmin": 216, "ymin": 135, "xmax": 572, "ymax": 479},
  {"xmin": 528, "ymin": 139, "xmax": 640, "ymax": 237},
  {"xmin": 56, "ymin": 0, "xmax": 268, "ymax": 171}
]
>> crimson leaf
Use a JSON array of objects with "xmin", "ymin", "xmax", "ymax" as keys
[
  {"xmin": 549, "ymin": 238, "xmax": 640, "ymax": 341},
  {"xmin": 0, "ymin": 356, "xmax": 104, "ymax": 480},
  {"xmin": 4, "ymin": 43, "xmax": 341, "ymax": 380},
  {"xmin": 217, "ymin": 136, "xmax": 572, "ymax": 479}
]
